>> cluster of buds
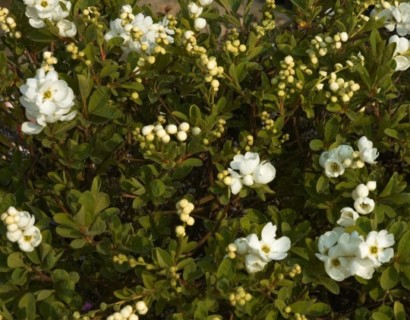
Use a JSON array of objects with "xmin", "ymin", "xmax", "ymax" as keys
[
  {"xmin": 228, "ymin": 287, "xmax": 252, "ymax": 306},
  {"xmin": 41, "ymin": 52, "xmax": 58, "ymax": 72},
  {"xmin": 271, "ymin": 55, "xmax": 303, "ymax": 99},
  {"xmin": 243, "ymin": 135, "xmax": 254, "ymax": 152},
  {"xmin": 261, "ymin": 111, "xmax": 276, "ymax": 132},
  {"xmin": 0, "ymin": 7, "xmax": 20, "ymax": 38},
  {"xmin": 217, "ymin": 170, "xmax": 233, "ymax": 187},
  {"xmin": 319, "ymin": 136, "xmax": 379, "ymax": 178},
  {"xmin": 315, "ymin": 70, "xmax": 360, "ymax": 104},
  {"xmin": 81, "ymin": 6, "xmax": 101, "ymax": 24},
  {"xmin": 112, "ymin": 253, "xmax": 138, "ymax": 268},
  {"xmin": 224, "ymin": 28, "xmax": 247, "ymax": 56},
  {"xmin": 280, "ymin": 133, "xmax": 290, "ymax": 144},
  {"xmin": 200, "ymin": 54, "xmax": 224, "ymax": 91},
  {"xmin": 133, "ymin": 117, "xmax": 201, "ymax": 155},
  {"xmin": 184, "ymin": 30, "xmax": 207, "ymax": 55},
  {"xmin": 187, "ymin": 0, "xmax": 213, "ymax": 31},
  {"xmin": 175, "ymin": 199, "xmax": 195, "ymax": 237},
  {"xmin": 308, "ymin": 32, "xmax": 349, "ymax": 61},
  {"xmin": 337, "ymin": 181, "xmax": 377, "ymax": 227},
  {"xmin": 106, "ymin": 301, "xmax": 148, "ymax": 320},
  {"xmin": 66, "ymin": 42, "xmax": 87, "ymax": 62},
  {"xmin": 1, "ymin": 207, "xmax": 42, "ymax": 252},
  {"xmin": 287, "ymin": 263, "xmax": 302, "ymax": 278},
  {"xmin": 210, "ymin": 118, "xmax": 226, "ymax": 139},
  {"xmin": 254, "ymin": 0, "xmax": 276, "ymax": 38}
]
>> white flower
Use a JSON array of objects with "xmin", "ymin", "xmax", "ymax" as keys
[
  {"xmin": 359, "ymin": 230, "xmax": 395, "ymax": 267},
  {"xmin": 6, "ymin": 229, "xmax": 23, "ymax": 243},
  {"xmin": 337, "ymin": 207, "xmax": 359, "ymax": 227},
  {"xmin": 244, "ymin": 254, "xmax": 267, "ymax": 274},
  {"xmin": 324, "ymin": 157, "xmax": 345, "ymax": 178},
  {"xmin": 199, "ymin": 0, "xmax": 213, "ymax": 6},
  {"xmin": 253, "ymin": 162, "xmax": 276, "ymax": 184},
  {"xmin": 16, "ymin": 211, "xmax": 35, "ymax": 230},
  {"xmin": 389, "ymin": 35, "xmax": 410, "ymax": 71},
  {"xmin": 391, "ymin": 3, "xmax": 410, "ymax": 36},
  {"xmin": 247, "ymin": 222, "xmax": 291, "ymax": 263},
  {"xmin": 354, "ymin": 197, "xmax": 375, "ymax": 215},
  {"xmin": 357, "ymin": 136, "xmax": 378, "ymax": 164},
  {"xmin": 353, "ymin": 184, "xmax": 369, "ymax": 199},
  {"xmin": 317, "ymin": 227, "xmax": 344, "ymax": 257},
  {"xmin": 24, "ymin": 0, "xmax": 71, "ymax": 28},
  {"xmin": 17, "ymin": 226, "xmax": 42, "ymax": 252},
  {"xmin": 242, "ymin": 174, "xmax": 254, "ymax": 186},
  {"xmin": 323, "ymin": 250, "xmax": 352, "ymax": 281},
  {"xmin": 230, "ymin": 152, "xmax": 260, "ymax": 175},
  {"xmin": 234, "ymin": 237, "xmax": 249, "ymax": 255},
  {"xmin": 188, "ymin": 2, "xmax": 203, "ymax": 18},
  {"xmin": 228, "ymin": 169, "xmax": 243, "ymax": 195},
  {"xmin": 194, "ymin": 17, "xmax": 207, "ymax": 31},
  {"xmin": 57, "ymin": 19, "xmax": 77, "ymax": 38},
  {"xmin": 19, "ymin": 69, "xmax": 76, "ymax": 134},
  {"xmin": 350, "ymin": 257, "xmax": 375, "ymax": 279},
  {"xmin": 336, "ymin": 145, "xmax": 354, "ymax": 162}
]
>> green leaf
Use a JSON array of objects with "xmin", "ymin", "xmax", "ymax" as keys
[
  {"xmin": 77, "ymin": 74, "xmax": 92, "ymax": 106},
  {"xmin": 372, "ymin": 312, "xmax": 391, "ymax": 320},
  {"xmin": 394, "ymin": 301, "xmax": 406, "ymax": 320},
  {"xmin": 307, "ymin": 302, "xmax": 331, "ymax": 316},
  {"xmin": 319, "ymin": 277, "xmax": 340, "ymax": 294},
  {"xmin": 7, "ymin": 252, "xmax": 25, "ymax": 269},
  {"xmin": 148, "ymin": 179, "xmax": 166, "ymax": 198},
  {"xmin": 380, "ymin": 266, "xmax": 399, "ymax": 290},
  {"xmin": 324, "ymin": 116, "xmax": 340, "ymax": 142},
  {"xmin": 216, "ymin": 258, "xmax": 234, "ymax": 280},
  {"xmin": 36, "ymin": 290, "xmax": 54, "ymax": 301},
  {"xmin": 154, "ymin": 248, "xmax": 173, "ymax": 268},
  {"xmin": 17, "ymin": 293, "xmax": 36, "ymax": 320},
  {"xmin": 309, "ymin": 139, "xmax": 323, "ymax": 151},
  {"xmin": 398, "ymin": 231, "xmax": 410, "ymax": 265}
]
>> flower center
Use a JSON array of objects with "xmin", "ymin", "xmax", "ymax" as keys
[
  {"xmin": 261, "ymin": 244, "xmax": 271, "ymax": 254},
  {"xmin": 369, "ymin": 246, "xmax": 378, "ymax": 255},
  {"xmin": 330, "ymin": 163, "xmax": 340, "ymax": 171},
  {"xmin": 360, "ymin": 203, "xmax": 370, "ymax": 210},
  {"xmin": 43, "ymin": 90, "xmax": 52, "ymax": 100},
  {"xmin": 24, "ymin": 235, "xmax": 33, "ymax": 242},
  {"xmin": 40, "ymin": 0, "xmax": 48, "ymax": 7},
  {"xmin": 331, "ymin": 259, "xmax": 340, "ymax": 267}
]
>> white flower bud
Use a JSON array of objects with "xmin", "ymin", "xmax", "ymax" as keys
[
  {"xmin": 223, "ymin": 176, "xmax": 232, "ymax": 185},
  {"xmin": 178, "ymin": 199, "xmax": 189, "ymax": 208},
  {"xmin": 166, "ymin": 124, "xmax": 178, "ymax": 134},
  {"xmin": 120, "ymin": 305, "xmax": 133, "ymax": 318},
  {"xmin": 6, "ymin": 229, "xmax": 22, "ymax": 242},
  {"xmin": 242, "ymin": 175, "xmax": 254, "ymax": 186},
  {"xmin": 184, "ymin": 30, "xmax": 194, "ymax": 39},
  {"xmin": 113, "ymin": 312, "xmax": 123, "ymax": 320},
  {"xmin": 156, "ymin": 129, "xmax": 166, "ymax": 138},
  {"xmin": 176, "ymin": 131, "xmax": 188, "ymax": 141},
  {"xmin": 141, "ymin": 125, "xmax": 154, "ymax": 136},
  {"xmin": 161, "ymin": 135, "xmax": 171, "ymax": 143},
  {"xmin": 199, "ymin": 0, "xmax": 213, "ymax": 5},
  {"xmin": 192, "ymin": 127, "xmax": 201, "ymax": 135},
  {"xmin": 180, "ymin": 212, "xmax": 189, "ymax": 222},
  {"xmin": 7, "ymin": 223, "xmax": 18, "ymax": 232},
  {"xmin": 329, "ymin": 82, "xmax": 339, "ymax": 92},
  {"xmin": 366, "ymin": 181, "xmax": 377, "ymax": 191},
  {"xmin": 129, "ymin": 314, "xmax": 139, "ymax": 320},
  {"xmin": 340, "ymin": 32, "xmax": 348, "ymax": 42},
  {"xmin": 316, "ymin": 83, "xmax": 324, "ymax": 90},
  {"xmin": 187, "ymin": 216, "xmax": 195, "ymax": 226},
  {"xmin": 7, "ymin": 206, "xmax": 18, "ymax": 216},
  {"xmin": 175, "ymin": 225, "xmax": 186, "ymax": 237},
  {"xmin": 135, "ymin": 301, "xmax": 148, "ymax": 315},
  {"xmin": 355, "ymin": 184, "xmax": 369, "ymax": 198},
  {"xmin": 179, "ymin": 122, "xmax": 190, "ymax": 132},
  {"xmin": 5, "ymin": 216, "xmax": 15, "ymax": 225},
  {"xmin": 194, "ymin": 17, "xmax": 207, "ymax": 31},
  {"xmin": 1, "ymin": 212, "xmax": 8, "ymax": 221}
]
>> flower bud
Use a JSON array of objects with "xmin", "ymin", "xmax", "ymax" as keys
[
  {"xmin": 176, "ymin": 131, "xmax": 188, "ymax": 141},
  {"xmin": 179, "ymin": 122, "xmax": 190, "ymax": 132},
  {"xmin": 194, "ymin": 17, "xmax": 207, "ymax": 31},
  {"xmin": 366, "ymin": 181, "xmax": 377, "ymax": 191}
]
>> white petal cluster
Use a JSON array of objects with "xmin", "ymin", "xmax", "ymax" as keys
[
  {"xmin": 175, "ymin": 199, "xmax": 195, "ymax": 237},
  {"xmin": 187, "ymin": 0, "xmax": 213, "ymax": 31},
  {"xmin": 228, "ymin": 222, "xmax": 291, "ymax": 274},
  {"xmin": 336, "ymin": 181, "xmax": 377, "ymax": 227},
  {"xmin": 377, "ymin": 2, "xmax": 410, "ymax": 36},
  {"xmin": 104, "ymin": 5, "xmax": 174, "ymax": 56},
  {"xmin": 319, "ymin": 136, "xmax": 379, "ymax": 178},
  {"xmin": 316, "ymin": 227, "xmax": 394, "ymax": 281},
  {"xmin": 1, "ymin": 206, "xmax": 42, "ymax": 252},
  {"xmin": 106, "ymin": 302, "xmax": 148, "ymax": 320},
  {"xmin": 19, "ymin": 68, "xmax": 76, "ymax": 134},
  {"xmin": 23, "ymin": 0, "xmax": 77, "ymax": 37},
  {"xmin": 224, "ymin": 152, "xmax": 276, "ymax": 195},
  {"xmin": 389, "ymin": 35, "xmax": 410, "ymax": 71}
]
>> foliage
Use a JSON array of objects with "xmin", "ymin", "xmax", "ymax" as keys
[{"xmin": 1, "ymin": 0, "xmax": 410, "ymax": 319}]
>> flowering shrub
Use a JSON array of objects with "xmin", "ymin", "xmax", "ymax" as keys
[{"xmin": 1, "ymin": 0, "xmax": 410, "ymax": 319}]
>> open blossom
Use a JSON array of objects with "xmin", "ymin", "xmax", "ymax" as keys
[
  {"xmin": 24, "ymin": 0, "xmax": 71, "ymax": 28},
  {"xmin": 57, "ymin": 19, "xmax": 77, "ymax": 38},
  {"xmin": 359, "ymin": 230, "xmax": 395, "ymax": 267},
  {"xmin": 389, "ymin": 35, "xmax": 410, "ymax": 71},
  {"xmin": 244, "ymin": 254, "xmax": 267, "ymax": 274},
  {"xmin": 104, "ymin": 6, "xmax": 174, "ymax": 55},
  {"xmin": 247, "ymin": 222, "xmax": 291, "ymax": 263},
  {"xmin": 354, "ymin": 197, "xmax": 375, "ymax": 215},
  {"xmin": 227, "ymin": 152, "xmax": 276, "ymax": 194},
  {"xmin": 377, "ymin": 2, "xmax": 410, "ymax": 36},
  {"xmin": 17, "ymin": 226, "xmax": 42, "ymax": 252},
  {"xmin": 19, "ymin": 68, "xmax": 76, "ymax": 134},
  {"xmin": 337, "ymin": 207, "xmax": 359, "ymax": 227},
  {"xmin": 357, "ymin": 136, "xmax": 378, "ymax": 164}
]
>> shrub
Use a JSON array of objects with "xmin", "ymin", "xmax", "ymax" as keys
[{"xmin": 1, "ymin": 0, "xmax": 410, "ymax": 319}]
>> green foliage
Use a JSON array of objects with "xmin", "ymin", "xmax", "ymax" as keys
[{"xmin": 1, "ymin": 0, "xmax": 410, "ymax": 319}]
